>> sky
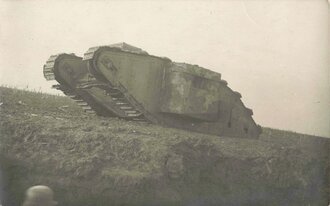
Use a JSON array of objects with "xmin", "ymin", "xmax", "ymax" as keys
[{"xmin": 0, "ymin": 0, "xmax": 329, "ymax": 137}]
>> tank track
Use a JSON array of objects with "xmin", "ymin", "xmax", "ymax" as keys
[
  {"xmin": 84, "ymin": 46, "xmax": 158, "ymax": 123},
  {"xmin": 44, "ymin": 53, "xmax": 149, "ymax": 122},
  {"xmin": 51, "ymin": 84, "xmax": 95, "ymax": 114},
  {"xmin": 43, "ymin": 54, "xmax": 58, "ymax": 80},
  {"xmin": 43, "ymin": 54, "xmax": 102, "ymax": 115},
  {"xmin": 99, "ymin": 84, "xmax": 148, "ymax": 121},
  {"xmin": 77, "ymin": 81, "xmax": 149, "ymax": 121}
]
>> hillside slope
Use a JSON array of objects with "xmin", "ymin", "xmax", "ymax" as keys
[{"xmin": 0, "ymin": 87, "xmax": 329, "ymax": 206}]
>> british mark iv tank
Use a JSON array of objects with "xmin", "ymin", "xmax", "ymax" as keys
[{"xmin": 43, "ymin": 42, "xmax": 262, "ymax": 138}]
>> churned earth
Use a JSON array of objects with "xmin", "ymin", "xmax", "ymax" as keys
[{"xmin": 0, "ymin": 86, "xmax": 329, "ymax": 206}]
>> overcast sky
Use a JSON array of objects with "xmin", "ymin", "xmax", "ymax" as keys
[{"xmin": 0, "ymin": 0, "xmax": 329, "ymax": 137}]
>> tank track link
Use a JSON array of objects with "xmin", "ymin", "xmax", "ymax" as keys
[
  {"xmin": 102, "ymin": 85, "xmax": 148, "ymax": 121},
  {"xmin": 77, "ymin": 81, "xmax": 149, "ymax": 121},
  {"xmin": 51, "ymin": 84, "xmax": 95, "ymax": 114}
]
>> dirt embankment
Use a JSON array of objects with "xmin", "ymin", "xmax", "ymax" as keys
[{"xmin": 0, "ymin": 87, "xmax": 329, "ymax": 206}]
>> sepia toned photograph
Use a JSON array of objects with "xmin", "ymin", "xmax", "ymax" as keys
[{"xmin": 0, "ymin": 0, "xmax": 329, "ymax": 205}]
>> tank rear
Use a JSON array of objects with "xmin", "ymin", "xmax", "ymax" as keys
[{"xmin": 157, "ymin": 63, "xmax": 260, "ymax": 138}]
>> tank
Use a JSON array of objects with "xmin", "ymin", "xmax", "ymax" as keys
[{"xmin": 43, "ymin": 42, "xmax": 262, "ymax": 138}]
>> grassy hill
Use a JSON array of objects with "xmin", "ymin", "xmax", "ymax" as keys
[{"xmin": 0, "ymin": 86, "xmax": 329, "ymax": 206}]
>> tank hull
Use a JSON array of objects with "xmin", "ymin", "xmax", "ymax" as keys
[{"xmin": 43, "ymin": 43, "xmax": 261, "ymax": 138}]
